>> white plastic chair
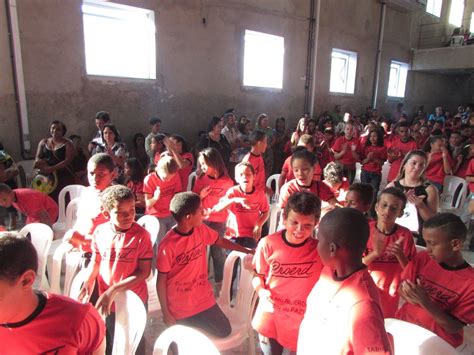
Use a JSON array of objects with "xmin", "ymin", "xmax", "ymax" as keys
[
  {"xmin": 53, "ymin": 185, "xmax": 85, "ymax": 239},
  {"xmin": 439, "ymin": 176, "xmax": 468, "ymax": 214},
  {"xmin": 354, "ymin": 162, "xmax": 362, "ymax": 183},
  {"xmin": 19, "ymin": 223, "xmax": 53, "ymax": 290},
  {"xmin": 416, "ymin": 245, "xmax": 426, "ymax": 253},
  {"xmin": 206, "ymin": 251, "xmax": 257, "ymax": 354},
  {"xmin": 268, "ymin": 203, "xmax": 282, "ymax": 235},
  {"xmin": 266, "ymin": 174, "xmax": 281, "ymax": 202},
  {"xmin": 112, "ymin": 290, "xmax": 147, "ymax": 355},
  {"xmin": 187, "ymin": 171, "xmax": 197, "ymax": 191},
  {"xmin": 153, "ymin": 325, "xmax": 220, "ymax": 355},
  {"xmin": 379, "ymin": 161, "xmax": 391, "ymax": 191},
  {"xmin": 16, "ymin": 160, "xmax": 35, "ymax": 188},
  {"xmin": 68, "ymin": 267, "xmax": 93, "ymax": 301},
  {"xmin": 384, "ymin": 318, "xmax": 458, "ymax": 355},
  {"xmin": 136, "ymin": 215, "xmax": 159, "ymax": 248}
]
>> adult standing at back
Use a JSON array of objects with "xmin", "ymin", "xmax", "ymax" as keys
[
  {"xmin": 88, "ymin": 111, "xmax": 110, "ymax": 155},
  {"xmin": 428, "ymin": 106, "xmax": 446, "ymax": 124},
  {"xmin": 145, "ymin": 117, "xmax": 162, "ymax": 162}
]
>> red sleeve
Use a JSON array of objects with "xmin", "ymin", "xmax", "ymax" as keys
[
  {"xmin": 319, "ymin": 182, "xmax": 335, "ymax": 202},
  {"xmin": 400, "ymin": 253, "xmax": 425, "ymax": 282},
  {"xmin": 75, "ymin": 304, "xmax": 106, "ymax": 354},
  {"xmin": 260, "ymin": 191, "xmax": 270, "ymax": 213},
  {"xmin": 253, "ymin": 238, "xmax": 270, "ymax": 277},
  {"xmin": 401, "ymin": 228, "xmax": 417, "ymax": 262},
  {"xmin": 174, "ymin": 173, "xmax": 183, "ymax": 192},
  {"xmin": 332, "ymin": 137, "xmax": 343, "ymax": 152},
  {"xmin": 350, "ymin": 300, "xmax": 392, "ymax": 354},
  {"xmin": 281, "ymin": 157, "xmax": 291, "ymax": 175},
  {"xmin": 157, "ymin": 239, "xmax": 173, "ymax": 273},
  {"xmin": 278, "ymin": 182, "xmax": 291, "ymax": 208},
  {"xmin": 450, "ymin": 288, "xmax": 474, "ymax": 326},
  {"xmin": 202, "ymin": 224, "xmax": 219, "ymax": 245},
  {"xmin": 137, "ymin": 229, "xmax": 153, "ymax": 260},
  {"xmin": 192, "ymin": 176, "xmax": 204, "ymax": 194},
  {"xmin": 91, "ymin": 232, "xmax": 101, "ymax": 264},
  {"xmin": 143, "ymin": 174, "xmax": 155, "ymax": 195}
]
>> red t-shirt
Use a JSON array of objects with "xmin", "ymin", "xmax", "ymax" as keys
[
  {"xmin": 362, "ymin": 145, "xmax": 388, "ymax": 175},
  {"xmin": 425, "ymin": 151, "xmax": 453, "ymax": 185},
  {"xmin": 193, "ymin": 174, "xmax": 234, "ymax": 223},
  {"xmin": 395, "ymin": 252, "xmax": 474, "ymax": 347},
  {"xmin": 332, "ymin": 136, "xmax": 360, "ymax": 167},
  {"xmin": 157, "ymin": 224, "xmax": 218, "ymax": 319},
  {"xmin": 252, "ymin": 231, "xmax": 323, "ymax": 351},
  {"xmin": 386, "ymin": 137, "xmax": 418, "ymax": 182},
  {"xmin": 225, "ymin": 185, "xmax": 269, "ymax": 237},
  {"xmin": 126, "ymin": 180, "xmax": 144, "ymax": 196},
  {"xmin": 281, "ymin": 156, "xmax": 321, "ymax": 183},
  {"xmin": 92, "ymin": 222, "xmax": 153, "ymax": 305},
  {"xmin": 365, "ymin": 221, "xmax": 417, "ymax": 317},
  {"xmin": 298, "ymin": 266, "xmax": 392, "ymax": 355},
  {"xmin": 11, "ymin": 188, "xmax": 58, "ymax": 224},
  {"xmin": 323, "ymin": 178, "xmax": 349, "ymax": 204},
  {"xmin": 242, "ymin": 152, "xmax": 266, "ymax": 191},
  {"xmin": 0, "ymin": 291, "xmax": 105, "ymax": 354},
  {"xmin": 466, "ymin": 158, "xmax": 474, "ymax": 193},
  {"xmin": 278, "ymin": 179, "xmax": 334, "ymax": 208},
  {"xmin": 177, "ymin": 152, "xmax": 194, "ymax": 191},
  {"xmin": 143, "ymin": 172, "xmax": 183, "ymax": 217}
]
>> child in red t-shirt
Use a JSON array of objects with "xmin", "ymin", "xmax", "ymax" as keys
[
  {"xmin": 344, "ymin": 182, "xmax": 374, "ymax": 215},
  {"xmin": 0, "ymin": 233, "xmax": 105, "ymax": 354},
  {"xmin": 386, "ymin": 122, "xmax": 418, "ymax": 183},
  {"xmin": 252, "ymin": 192, "xmax": 323, "ymax": 354},
  {"xmin": 0, "ymin": 184, "xmax": 58, "ymax": 226},
  {"xmin": 211, "ymin": 162, "xmax": 269, "ymax": 249},
  {"xmin": 298, "ymin": 208, "xmax": 392, "ymax": 355},
  {"xmin": 332, "ymin": 121, "xmax": 360, "ymax": 184},
  {"xmin": 359, "ymin": 129, "xmax": 387, "ymax": 198},
  {"xmin": 363, "ymin": 187, "xmax": 417, "ymax": 317},
  {"xmin": 279, "ymin": 149, "xmax": 337, "ymax": 209},
  {"xmin": 396, "ymin": 213, "xmax": 474, "ymax": 348},
  {"xmin": 143, "ymin": 155, "xmax": 183, "ymax": 243},
  {"xmin": 156, "ymin": 192, "xmax": 253, "ymax": 337},
  {"xmin": 79, "ymin": 185, "xmax": 153, "ymax": 354},
  {"xmin": 193, "ymin": 147, "xmax": 234, "ymax": 286},
  {"xmin": 322, "ymin": 162, "xmax": 350, "ymax": 204},
  {"xmin": 124, "ymin": 157, "xmax": 145, "ymax": 215},
  {"xmin": 242, "ymin": 129, "xmax": 268, "ymax": 192},
  {"xmin": 164, "ymin": 135, "xmax": 194, "ymax": 191},
  {"xmin": 425, "ymin": 135, "xmax": 453, "ymax": 192},
  {"xmin": 68, "ymin": 153, "xmax": 115, "ymax": 251}
]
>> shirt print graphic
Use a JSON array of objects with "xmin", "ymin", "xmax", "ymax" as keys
[
  {"xmin": 175, "ymin": 243, "xmax": 203, "ymax": 266},
  {"xmin": 418, "ymin": 275, "xmax": 459, "ymax": 307},
  {"xmin": 271, "ymin": 260, "xmax": 318, "ymax": 278}
]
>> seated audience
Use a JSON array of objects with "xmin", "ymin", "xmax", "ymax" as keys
[
  {"xmin": 424, "ymin": 135, "xmax": 453, "ymax": 192},
  {"xmin": 242, "ymin": 130, "xmax": 268, "ymax": 192},
  {"xmin": 344, "ymin": 182, "xmax": 374, "ymax": 215},
  {"xmin": 164, "ymin": 135, "xmax": 194, "ymax": 191},
  {"xmin": 322, "ymin": 162, "xmax": 349, "ymax": 204},
  {"xmin": 123, "ymin": 157, "xmax": 146, "ymax": 215},
  {"xmin": 145, "ymin": 117, "xmax": 162, "ymax": 162},
  {"xmin": 88, "ymin": 110, "xmax": 111, "ymax": 154},
  {"xmin": 332, "ymin": 120, "xmax": 360, "ymax": 184}
]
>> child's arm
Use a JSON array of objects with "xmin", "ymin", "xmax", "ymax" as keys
[
  {"xmin": 333, "ymin": 143, "xmax": 347, "ymax": 160},
  {"xmin": 400, "ymin": 279, "xmax": 465, "ymax": 333},
  {"xmin": 79, "ymin": 258, "xmax": 100, "ymax": 303},
  {"xmin": 212, "ymin": 196, "xmax": 250, "ymax": 213},
  {"xmin": 37, "ymin": 209, "xmax": 53, "ymax": 227},
  {"xmin": 440, "ymin": 146, "xmax": 453, "ymax": 175},
  {"xmin": 253, "ymin": 211, "xmax": 270, "ymax": 240},
  {"xmin": 385, "ymin": 238, "xmax": 409, "ymax": 268},
  {"xmin": 214, "ymin": 237, "xmax": 254, "ymax": 255},
  {"xmin": 95, "ymin": 259, "xmax": 152, "ymax": 316},
  {"xmin": 362, "ymin": 235, "xmax": 385, "ymax": 266},
  {"xmin": 157, "ymin": 272, "xmax": 176, "ymax": 326},
  {"xmin": 144, "ymin": 187, "xmax": 161, "ymax": 209},
  {"xmin": 252, "ymin": 274, "xmax": 273, "ymax": 305}
]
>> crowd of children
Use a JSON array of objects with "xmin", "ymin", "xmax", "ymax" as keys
[{"xmin": 0, "ymin": 103, "xmax": 473, "ymax": 354}]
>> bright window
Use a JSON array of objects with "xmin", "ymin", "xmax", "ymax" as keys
[
  {"xmin": 448, "ymin": 0, "xmax": 464, "ymax": 27},
  {"xmin": 329, "ymin": 49, "xmax": 357, "ymax": 94},
  {"xmin": 82, "ymin": 0, "xmax": 156, "ymax": 79},
  {"xmin": 387, "ymin": 61, "xmax": 409, "ymax": 98},
  {"xmin": 470, "ymin": 12, "xmax": 474, "ymax": 32},
  {"xmin": 243, "ymin": 30, "xmax": 284, "ymax": 89},
  {"xmin": 426, "ymin": 0, "xmax": 442, "ymax": 17}
]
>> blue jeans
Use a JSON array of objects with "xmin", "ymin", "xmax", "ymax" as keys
[
  {"xmin": 204, "ymin": 221, "xmax": 227, "ymax": 283},
  {"xmin": 177, "ymin": 303, "xmax": 231, "ymax": 338},
  {"xmin": 361, "ymin": 169, "xmax": 382, "ymax": 198}
]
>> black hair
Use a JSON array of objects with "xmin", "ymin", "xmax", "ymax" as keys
[
  {"xmin": 133, "ymin": 133, "xmax": 145, "ymax": 149},
  {"xmin": 103, "ymin": 124, "xmax": 121, "ymax": 142},
  {"xmin": 235, "ymin": 161, "xmax": 255, "ymax": 175},
  {"xmin": 88, "ymin": 153, "xmax": 115, "ymax": 172},
  {"xmin": 95, "ymin": 111, "xmax": 111, "ymax": 122},
  {"xmin": 323, "ymin": 162, "xmax": 344, "ymax": 185},
  {"xmin": 170, "ymin": 134, "xmax": 190, "ymax": 153},
  {"xmin": 424, "ymin": 213, "xmax": 467, "ymax": 241},
  {"xmin": 0, "ymin": 183, "xmax": 12, "ymax": 194},
  {"xmin": 101, "ymin": 185, "xmax": 135, "ymax": 212},
  {"xmin": 208, "ymin": 116, "xmax": 223, "ymax": 132},
  {"xmin": 291, "ymin": 148, "xmax": 317, "ymax": 167},
  {"xmin": 283, "ymin": 191, "xmax": 321, "ymax": 220},
  {"xmin": 398, "ymin": 121, "xmax": 410, "ymax": 129},
  {"xmin": 124, "ymin": 157, "xmax": 145, "ymax": 183},
  {"xmin": 365, "ymin": 128, "xmax": 384, "ymax": 147},
  {"xmin": 275, "ymin": 117, "xmax": 286, "ymax": 130},
  {"xmin": 348, "ymin": 183, "xmax": 374, "ymax": 206},
  {"xmin": 170, "ymin": 192, "xmax": 202, "ymax": 222},
  {"xmin": 149, "ymin": 117, "xmax": 162, "ymax": 125},
  {"xmin": 0, "ymin": 233, "xmax": 38, "ymax": 281},
  {"xmin": 50, "ymin": 120, "xmax": 67, "ymax": 136},
  {"xmin": 249, "ymin": 130, "xmax": 267, "ymax": 146},
  {"xmin": 377, "ymin": 187, "xmax": 407, "ymax": 210},
  {"xmin": 318, "ymin": 208, "xmax": 369, "ymax": 257}
]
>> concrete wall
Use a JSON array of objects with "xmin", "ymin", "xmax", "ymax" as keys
[{"xmin": 0, "ymin": 0, "xmax": 469, "ymax": 161}]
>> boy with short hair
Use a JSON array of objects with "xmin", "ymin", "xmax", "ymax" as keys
[
  {"xmin": 143, "ymin": 155, "xmax": 183, "ymax": 243},
  {"xmin": 156, "ymin": 192, "xmax": 253, "ymax": 336},
  {"xmin": 396, "ymin": 213, "xmax": 474, "ymax": 348},
  {"xmin": 345, "ymin": 182, "xmax": 374, "ymax": 214},
  {"xmin": 89, "ymin": 110, "xmax": 111, "ymax": 154},
  {"xmin": 386, "ymin": 121, "xmax": 418, "ymax": 183},
  {"xmin": 252, "ymin": 192, "xmax": 323, "ymax": 354},
  {"xmin": 211, "ymin": 162, "xmax": 269, "ymax": 248},
  {"xmin": 79, "ymin": 185, "xmax": 152, "ymax": 353},
  {"xmin": 68, "ymin": 153, "xmax": 115, "ymax": 251},
  {"xmin": 298, "ymin": 208, "xmax": 392, "ymax": 354},
  {"xmin": 0, "ymin": 183, "xmax": 58, "ymax": 226},
  {"xmin": 332, "ymin": 121, "xmax": 360, "ymax": 184},
  {"xmin": 363, "ymin": 187, "xmax": 417, "ymax": 317},
  {"xmin": 0, "ymin": 233, "xmax": 105, "ymax": 353},
  {"xmin": 242, "ymin": 129, "xmax": 267, "ymax": 192}
]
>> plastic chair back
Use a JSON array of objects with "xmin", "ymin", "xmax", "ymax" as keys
[
  {"xmin": 16, "ymin": 160, "xmax": 35, "ymax": 188},
  {"xmin": 153, "ymin": 325, "xmax": 220, "ymax": 355},
  {"xmin": 384, "ymin": 318, "xmax": 457, "ymax": 355},
  {"xmin": 379, "ymin": 161, "xmax": 391, "ymax": 191},
  {"xmin": 354, "ymin": 162, "xmax": 362, "ymax": 183},
  {"xmin": 266, "ymin": 174, "xmax": 281, "ymax": 203},
  {"xmin": 268, "ymin": 204, "xmax": 282, "ymax": 235},
  {"xmin": 68, "ymin": 267, "xmax": 93, "ymax": 302},
  {"xmin": 112, "ymin": 290, "xmax": 147, "ymax": 355},
  {"xmin": 19, "ymin": 223, "xmax": 53, "ymax": 290},
  {"xmin": 395, "ymin": 202, "xmax": 419, "ymax": 233},
  {"xmin": 64, "ymin": 198, "xmax": 81, "ymax": 230},
  {"xmin": 137, "ymin": 215, "xmax": 160, "ymax": 247},
  {"xmin": 440, "ymin": 176, "xmax": 468, "ymax": 212},
  {"xmin": 55, "ymin": 185, "xmax": 86, "ymax": 225},
  {"xmin": 187, "ymin": 171, "xmax": 197, "ymax": 191}
]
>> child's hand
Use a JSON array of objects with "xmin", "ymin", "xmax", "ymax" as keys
[
  {"xmin": 341, "ymin": 143, "xmax": 348, "ymax": 153},
  {"xmin": 163, "ymin": 312, "xmax": 176, "ymax": 327},
  {"xmin": 66, "ymin": 231, "xmax": 85, "ymax": 249},
  {"xmin": 200, "ymin": 186, "xmax": 211, "ymax": 199},
  {"xmin": 234, "ymin": 197, "xmax": 251, "ymax": 209},
  {"xmin": 253, "ymin": 225, "xmax": 262, "ymax": 240},
  {"xmin": 400, "ymin": 279, "xmax": 428, "ymax": 306},
  {"xmin": 386, "ymin": 238, "xmax": 403, "ymax": 258},
  {"xmin": 95, "ymin": 288, "xmax": 117, "ymax": 317},
  {"xmin": 372, "ymin": 233, "xmax": 386, "ymax": 257},
  {"xmin": 203, "ymin": 208, "xmax": 212, "ymax": 218},
  {"xmin": 258, "ymin": 288, "xmax": 274, "ymax": 304},
  {"xmin": 153, "ymin": 186, "xmax": 161, "ymax": 200},
  {"xmin": 406, "ymin": 189, "xmax": 426, "ymax": 208},
  {"xmin": 78, "ymin": 281, "xmax": 94, "ymax": 303}
]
